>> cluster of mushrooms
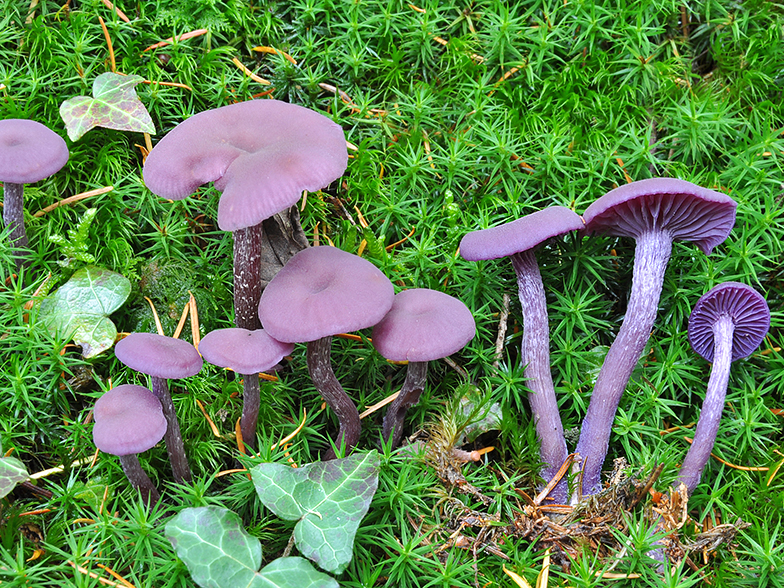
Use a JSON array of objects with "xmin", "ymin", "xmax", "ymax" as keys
[{"xmin": 1, "ymin": 103, "xmax": 771, "ymax": 509}]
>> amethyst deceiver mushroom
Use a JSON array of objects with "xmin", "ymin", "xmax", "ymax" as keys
[
  {"xmin": 460, "ymin": 206, "xmax": 584, "ymax": 503},
  {"xmin": 93, "ymin": 384, "xmax": 167, "ymax": 506},
  {"xmin": 575, "ymin": 178, "xmax": 737, "ymax": 496},
  {"xmin": 372, "ymin": 288, "xmax": 475, "ymax": 448},
  {"xmin": 0, "ymin": 119, "xmax": 69, "ymax": 267},
  {"xmin": 676, "ymin": 282, "xmax": 769, "ymax": 493},
  {"xmin": 258, "ymin": 246, "xmax": 394, "ymax": 458},
  {"xmin": 142, "ymin": 100, "xmax": 348, "ymax": 330},
  {"xmin": 198, "ymin": 328, "xmax": 294, "ymax": 449},
  {"xmin": 114, "ymin": 333, "xmax": 203, "ymax": 483}
]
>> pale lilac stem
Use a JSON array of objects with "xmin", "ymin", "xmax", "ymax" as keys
[
  {"xmin": 677, "ymin": 316, "xmax": 734, "ymax": 493},
  {"xmin": 240, "ymin": 373, "xmax": 261, "ymax": 450},
  {"xmin": 2, "ymin": 183, "xmax": 29, "ymax": 268},
  {"xmin": 574, "ymin": 231, "xmax": 672, "ymax": 496},
  {"xmin": 510, "ymin": 250, "xmax": 568, "ymax": 503},
  {"xmin": 382, "ymin": 361, "xmax": 428, "ymax": 448}
]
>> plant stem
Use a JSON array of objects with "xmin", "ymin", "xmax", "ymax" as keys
[
  {"xmin": 307, "ymin": 336, "xmax": 361, "ymax": 460},
  {"xmin": 510, "ymin": 250, "xmax": 568, "ymax": 503},
  {"xmin": 574, "ymin": 230, "xmax": 672, "ymax": 497},
  {"xmin": 233, "ymin": 224, "xmax": 263, "ymax": 330},
  {"xmin": 2, "ymin": 182, "xmax": 29, "ymax": 268},
  {"xmin": 150, "ymin": 376, "xmax": 192, "ymax": 483},
  {"xmin": 382, "ymin": 361, "xmax": 428, "ymax": 448},
  {"xmin": 240, "ymin": 373, "xmax": 260, "ymax": 450},
  {"xmin": 676, "ymin": 315, "xmax": 734, "ymax": 493},
  {"xmin": 118, "ymin": 454, "xmax": 160, "ymax": 507}
]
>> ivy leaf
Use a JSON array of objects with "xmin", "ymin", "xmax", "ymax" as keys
[
  {"xmin": 0, "ymin": 456, "xmax": 29, "ymax": 499},
  {"xmin": 165, "ymin": 506, "xmax": 338, "ymax": 588},
  {"xmin": 39, "ymin": 266, "xmax": 131, "ymax": 358},
  {"xmin": 251, "ymin": 451, "xmax": 380, "ymax": 574},
  {"xmin": 59, "ymin": 72, "xmax": 155, "ymax": 141}
]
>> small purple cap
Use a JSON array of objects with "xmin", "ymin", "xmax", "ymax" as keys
[
  {"xmin": 142, "ymin": 100, "xmax": 348, "ymax": 232},
  {"xmin": 115, "ymin": 333, "xmax": 203, "ymax": 379},
  {"xmin": 372, "ymin": 289, "xmax": 476, "ymax": 362},
  {"xmin": 258, "ymin": 246, "xmax": 394, "ymax": 343},
  {"xmin": 583, "ymin": 178, "xmax": 737, "ymax": 255},
  {"xmin": 0, "ymin": 119, "xmax": 69, "ymax": 184},
  {"xmin": 460, "ymin": 206, "xmax": 584, "ymax": 261},
  {"xmin": 688, "ymin": 282, "xmax": 770, "ymax": 363},
  {"xmin": 93, "ymin": 384, "xmax": 167, "ymax": 456},
  {"xmin": 199, "ymin": 328, "xmax": 294, "ymax": 374}
]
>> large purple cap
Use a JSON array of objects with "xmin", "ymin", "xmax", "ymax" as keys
[
  {"xmin": 93, "ymin": 384, "xmax": 167, "ymax": 456},
  {"xmin": 583, "ymin": 178, "xmax": 737, "ymax": 255},
  {"xmin": 460, "ymin": 206, "xmax": 583, "ymax": 261},
  {"xmin": 0, "ymin": 119, "xmax": 69, "ymax": 184},
  {"xmin": 688, "ymin": 282, "xmax": 770, "ymax": 363},
  {"xmin": 115, "ymin": 333, "xmax": 203, "ymax": 379},
  {"xmin": 142, "ymin": 100, "xmax": 348, "ymax": 232},
  {"xmin": 199, "ymin": 328, "xmax": 294, "ymax": 374},
  {"xmin": 372, "ymin": 289, "xmax": 476, "ymax": 362},
  {"xmin": 258, "ymin": 246, "xmax": 394, "ymax": 343}
]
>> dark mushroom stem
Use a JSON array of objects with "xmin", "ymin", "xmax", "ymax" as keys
[
  {"xmin": 574, "ymin": 230, "xmax": 671, "ymax": 496},
  {"xmin": 233, "ymin": 224, "xmax": 264, "ymax": 331},
  {"xmin": 510, "ymin": 250, "xmax": 569, "ymax": 503},
  {"xmin": 2, "ymin": 182, "xmax": 29, "ymax": 266},
  {"xmin": 239, "ymin": 372, "xmax": 261, "ymax": 450},
  {"xmin": 307, "ymin": 337, "xmax": 361, "ymax": 460},
  {"xmin": 382, "ymin": 361, "xmax": 428, "ymax": 449},
  {"xmin": 150, "ymin": 376, "xmax": 192, "ymax": 483},
  {"xmin": 118, "ymin": 454, "xmax": 161, "ymax": 506},
  {"xmin": 676, "ymin": 315, "xmax": 733, "ymax": 492}
]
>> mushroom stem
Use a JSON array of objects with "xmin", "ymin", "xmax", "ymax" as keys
[
  {"xmin": 118, "ymin": 454, "xmax": 161, "ymax": 506},
  {"xmin": 306, "ymin": 336, "xmax": 361, "ymax": 460},
  {"xmin": 676, "ymin": 315, "xmax": 734, "ymax": 493},
  {"xmin": 150, "ymin": 376, "xmax": 192, "ymax": 483},
  {"xmin": 574, "ymin": 230, "xmax": 672, "ymax": 496},
  {"xmin": 382, "ymin": 361, "xmax": 428, "ymax": 448},
  {"xmin": 240, "ymin": 373, "xmax": 261, "ymax": 450},
  {"xmin": 233, "ymin": 224, "xmax": 263, "ymax": 331},
  {"xmin": 510, "ymin": 250, "xmax": 568, "ymax": 503},
  {"xmin": 2, "ymin": 182, "xmax": 29, "ymax": 267}
]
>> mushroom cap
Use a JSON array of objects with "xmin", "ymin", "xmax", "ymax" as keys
[
  {"xmin": 258, "ymin": 246, "xmax": 395, "ymax": 343},
  {"xmin": 582, "ymin": 178, "xmax": 737, "ymax": 255},
  {"xmin": 459, "ymin": 206, "xmax": 584, "ymax": 261},
  {"xmin": 93, "ymin": 384, "xmax": 167, "ymax": 456},
  {"xmin": 198, "ymin": 328, "xmax": 294, "ymax": 374},
  {"xmin": 0, "ymin": 119, "xmax": 69, "ymax": 184},
  {"xmin": 142, "ymin": 100, "xmax": 348, "ymax": 232},
  {"xmin": 688, "ymin": 282, "xmax": 770, "ymax": 362},
  {"xmin": 372, "ymin": 289, "xmax": 476, "ymax": 362},
  {"xmin": 115, "ymin": 333, "xmax": 203, "ymax": 379}
]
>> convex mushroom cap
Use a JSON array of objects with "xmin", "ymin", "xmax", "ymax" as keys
[
  {"xmin": 115, "ymin": 333, "xmax": 203, "ymax": 378},
  {"xmin": 372, "ymin": 289, "xmax": 475, "ymax": 362},
  {"xmin": 0, "ymin": 119, "xmax": 69, "ymax": 184},
  {"xmin": 93, "ymin": 384, "xmax": 167, "ymax": 456},
  {"xmin": 142, "ymin": 100, "xmax": 348, "ymax": 232},
  {"xmin": 199, "ymin": 328, "xmax": 294, "ymax": 373}
]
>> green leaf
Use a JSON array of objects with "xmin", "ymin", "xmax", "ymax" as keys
[
  {"xmin": 165, "ymin": 506, "xmax": 338, "ymax": 588},
  {"xmin": 0, "ymin": 456, "xmax": 29, "ymax": 499},
  {"xmin": 251, "ymin": 451, "xmax": 380, "ymax": 574},
  {"xmin": 39, "ymin": 266, "xmax": 131, "ymax": 358},
  {"xmin": 59, "ymin": 72, "xmax": 155, "ymax": 141}
]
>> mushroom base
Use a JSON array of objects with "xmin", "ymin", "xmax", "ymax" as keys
[
  {"xmin": 118, "ymin": 454, "xmax": 161, "ymax": 507},
  {"xmin": 382, "ymin": 361, "xmax": 428, "ymax": 448}
]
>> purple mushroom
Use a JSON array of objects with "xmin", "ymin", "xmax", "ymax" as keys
[
  {"xmin": 676, "ymin": 282, "xmax": 769, "ymax": 493},
  {"xmin": 142, "ymin": 99, "xmax": 348, "ymax": 330},
  {"xmin": 0, "ymin": 119, "xmax": 69, "ymax": 267},
  {"xmin": 114, "ymin": 333, "xmax": 203, "ymax": 483},
  {"xmin": 93, "ymin": 384, "xmax": 167, "ymax": 506},
  {"xmin": 460, "ymin": 206, "xmax": 584, "ymax": 503},
  {"xmin": 258, "ymin": 246, "xmax": 394, "ymax": 458},
  {"xmin": 372, "ymin": 288, "xmax": 476, "ymax": 448},
  {"xmin": 198, "ymin": 328, "xmax": 294, "ymax": 449},
  {"xmin": 576, "ymin": 178, "xmax": 737, "ymax": 496}
]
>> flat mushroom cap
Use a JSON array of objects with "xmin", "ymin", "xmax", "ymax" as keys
[
  {"xmin": 199, "ymin": 328, "xmax": 294, "ymax": 374},
  {"xmin": 372, "ymin": 289, "xmax": 476, "ymax": 362},
  {"xmin": 93, "ymin": 384, "xmax": 167, "ymax": 456},
  {"xmin": 142, "ymin": 100, "xmax": 348, "ymax": 232},
  {"xmin": 688, "ymin": 282, "xmax": 770, "ymax": 363},
  {"xmin": 258, "ymin": 246, "xmax": 394, "ymax": 343},
  {"xmin": 0, "ymin": 119, "xmax": 69, "ymax": 184},
  {"xmin": 582, "ymin": 178, "xmax": 737, "ymax": 255},
  {"xmin": 115, "ymin": 333, "xmax": 203, "ymax": 379},
  {"xmin": 460, "ymin": 206, "xmax": 584, "ymax": 261}
]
